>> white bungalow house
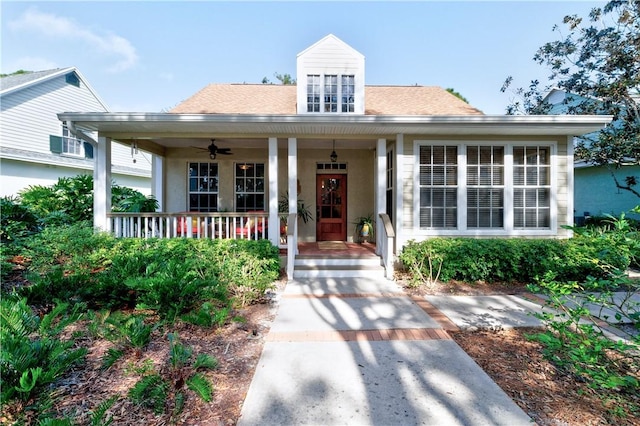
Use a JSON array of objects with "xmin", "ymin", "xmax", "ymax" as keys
[
  {"xmin": 0, "ymin": 67, "xmax": 151, "ymax": 197},
  {"xmin": 56, "ymin": 35, "xmax": 611, "ymax": 278},
  {"xmin": 543, "ymin": 89, "xmax": 639, "ymax": 222}
]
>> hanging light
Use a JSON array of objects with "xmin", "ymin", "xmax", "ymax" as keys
[{"xmin": 330, "ymin": 139, "xmax": 338, "ymax": 162}]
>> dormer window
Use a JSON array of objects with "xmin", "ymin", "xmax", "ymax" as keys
[
  {"xmin": 306, "ymin": 73, "xmax": 356, "ymax": 113},
  {"xmin": 296, "ymin": 34, "xmax": 365, "ymax": 114}
]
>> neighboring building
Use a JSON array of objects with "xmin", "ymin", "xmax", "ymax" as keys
[
  {"xmin": 0, "ymin": 67, "xmax": 151, "ymax": 197},
  {"xmin": 57, "ymin": 34, "xmax": 611, "ymax": 276},
  {"xmin": 544, "ymin": 88, "xmax": 640, "ymax": 221}
]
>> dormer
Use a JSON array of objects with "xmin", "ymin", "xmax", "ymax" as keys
[{"xmin": 296, "ymin": 34, "xmax": 365, "ymax": 115}]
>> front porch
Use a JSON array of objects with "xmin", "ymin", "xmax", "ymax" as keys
[{"xmin": 107, "ymin": 211, "xmax": 395, "ymax": 279}]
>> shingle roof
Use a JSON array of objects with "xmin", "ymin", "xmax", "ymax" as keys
[
  {"xmin": 0, "ymin": 68, "xmax": 70, "ymax": 93},
  {"xmin": 170, "ymin": 84, "xmax": 484, "ymax": 115}
]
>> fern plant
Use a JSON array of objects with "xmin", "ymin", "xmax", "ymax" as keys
[
  {"xmin": 127, "ymin": 333, "xmax": 218, "ymax": 417},
  {"xmin": 0, "ymin": 297, "xmax": 87, "ymax": 403},
  {"xmin": 128, "ymin": 373, "xmax": 169, "ymax": 415}
]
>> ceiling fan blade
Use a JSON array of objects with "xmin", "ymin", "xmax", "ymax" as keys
[{"xmin": 217, "ymin": 148, "xmax": 233, "ymax": 154}]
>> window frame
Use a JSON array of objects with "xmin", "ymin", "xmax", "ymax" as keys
[
  {"xmin": 61, "ymin": 123, "xmax": 85, "ymax": 157},
  {"xmin": 413, "ymin": 141, "xmax": 557, "ymax": 236},
  {"xmin": 234, "ymin": 162, "xmax": 266, "ymax": 213},
  {"xmin": 188, "ymin": 162, "xmax": 219, "ymax": 212}
]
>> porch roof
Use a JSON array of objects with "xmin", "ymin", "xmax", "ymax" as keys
[{"xmin": 58, "ymin": 112, "xmax": 612, "ymax": 156}]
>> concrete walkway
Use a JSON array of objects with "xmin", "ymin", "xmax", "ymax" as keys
[{"xmin": 238, "ymin": 278, "xmax": 534, "ymax": 425}]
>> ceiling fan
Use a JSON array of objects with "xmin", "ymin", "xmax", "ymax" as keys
[{"xmin": 193, "ymin": 139, "xmax": 233, "ymax": 159}]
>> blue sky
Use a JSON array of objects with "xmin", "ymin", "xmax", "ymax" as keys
[{"xmin": 1, "ymin": 1, "xmax": 605, "ymax": 114}]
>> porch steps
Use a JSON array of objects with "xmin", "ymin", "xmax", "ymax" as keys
[{"xmin": 293, "ymin": 255, "xmax": 386, "ymax": 279}]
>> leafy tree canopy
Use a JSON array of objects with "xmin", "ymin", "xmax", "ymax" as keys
[
  {"xmin": 0, "ymin": 70, "xmax": 31, "ymax": 78},
  {"xmin": 445, "ymin": 88, "xmax": 469, "ymax": 103},
  {"xmin": 502, "ymin": 0, "xmax": 639, "ymax": 197},
  {"xmin": 261, "ymin": 72, "xmax": 296, "ymax": 85}
]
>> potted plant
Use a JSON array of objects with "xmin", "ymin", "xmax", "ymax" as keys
[
  {"xmin": 353, "ymin": 214, "xmax": 374, "ymax": 243},
  {"xmin": 278, "ymin": 192, "xmax": 314, "ymax": 239}
]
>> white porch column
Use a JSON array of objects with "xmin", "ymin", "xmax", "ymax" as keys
[
  {"xmin": 268, "ymin": 137, "xmax": 279, "ymax": 246},
  {"xmin": 151, "ymin": 154, "xmax": 164, "ymax": 211},
  {"xmin": 395, "ymin": 134, "xmax": 404, "ymax": 253},
  {"xmin": 288, "ymin": 137, "xmax": 298, "ymax": 253},
  {"xmin": 375, "ymin": 138, "xmax": 386, "ymax": 255},
  {"xmin": 94, "ymin": 135, "xmax": 112, "ymax": 231},
  {"xmin": 288, "ymin": 138, "xmax": 298, "ymax": 214}
]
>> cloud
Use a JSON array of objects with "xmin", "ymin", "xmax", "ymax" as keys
[{"xmin": 9, "ymin": 7, "xmax": 138, "ymax": 73}]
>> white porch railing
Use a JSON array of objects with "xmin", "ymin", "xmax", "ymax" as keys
[
  {"xmin": 107, "ymin": 212, "xmax": 269, "ymax": 240},
  {"xmin": 379, "ymin": 213, "xmax": 396, "ymax": 279}
]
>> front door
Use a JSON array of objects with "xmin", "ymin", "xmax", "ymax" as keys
[{"xmin": 316, "ymin": 174, "xmax": 347, "ymax": 241}]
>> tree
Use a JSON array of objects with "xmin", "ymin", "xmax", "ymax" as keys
[
  {"xmin": 445, "ymin": 88, "xmax": 469, "ymax": 103},
  {"xmin": 261, "ymin": 72, "xmax": 296, "ymax": 85},
  {"xmin": 502, "ymin": 0, "xmax": 640, "ymax": 197}
]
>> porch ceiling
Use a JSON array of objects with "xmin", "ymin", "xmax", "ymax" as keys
[{"xmin": 59, "ymin": 112, "xmax": 612, "ymax": 153}]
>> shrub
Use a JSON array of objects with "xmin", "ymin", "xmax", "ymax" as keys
[
  {"xmin": 18, "ymin": 228, "xmax": 280, "ymax": 316},
  {"xmin": 0, "ymin": 196, "xmax": 39, "ymax": 243},
  {"xmin": 399, "ymin": 235, "xmax": 628, "ymax": 285}
]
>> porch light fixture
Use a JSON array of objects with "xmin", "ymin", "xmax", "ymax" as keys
[{"xmin": 330, "ymin": 140, "xmax": 338, "ymax": 162}]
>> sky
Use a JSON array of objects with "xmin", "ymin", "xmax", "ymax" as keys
[{"xmin": 1, "ymin": 1, "xmax": 607, "ymax": 114}]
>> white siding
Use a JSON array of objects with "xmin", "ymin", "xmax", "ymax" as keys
[
  {"xmin": 0, "ymin": 71, "xmax": 151, "ymax": 196},
  {"xmin": 1, "ymin": 74, "xmax": 106, "ymax": 154}
]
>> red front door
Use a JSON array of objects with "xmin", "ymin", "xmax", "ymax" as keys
[{"xmin": 316, "ymin": 174, "xmax": 347, "ymax": 241}]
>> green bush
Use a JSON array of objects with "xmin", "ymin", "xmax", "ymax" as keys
[
  {"xmin": 16, "ymin": 225, "xmax": 280, "ymax": 316},
  {"xmin": 0, "ymin": 196, "xmax": 39, "ymax": 243},
  {"xmin": 399, "ymin": 235, "xmax": 628, "ymax": 285},
  {"xmin": 19, "ymin": 175, "xmax": 94, "ymax": 224}
]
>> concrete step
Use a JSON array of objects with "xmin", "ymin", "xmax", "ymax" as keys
[
  {"xmin": 292, "ymin": 254, "xmax": 387, "ymax": 279},
  {"xmin": 294, "ymin": 256, "xmax": 382, "ymax": 267}
]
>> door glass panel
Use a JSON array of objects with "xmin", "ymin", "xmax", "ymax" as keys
[{"xmin": 320, "ymin": 178, "xmax": 342, "ymax": 214}]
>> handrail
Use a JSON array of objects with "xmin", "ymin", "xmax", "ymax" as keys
[{"xmin": 378, "ymin": 213, "xmax": 395, "ymax": 279}]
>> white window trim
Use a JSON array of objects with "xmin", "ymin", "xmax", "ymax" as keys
[{"xmin": 413, "ymin": 140, "xmax": 557, "ymax": 237}]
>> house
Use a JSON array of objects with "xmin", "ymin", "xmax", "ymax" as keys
[
  {"xmin": 0, "ymin": 67, "xmax": 152, "ymax": 197},
  {"xmin": 56, "ymin": 34, "xmax": 611, "ymax": 277},
  {"xmin": 543, "ymin": 88, "xmax": 639, "ymax": 222}
]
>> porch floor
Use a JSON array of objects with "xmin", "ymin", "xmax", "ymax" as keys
[{"xmin": 285, "ymin": 241, "xmax": 378, "ymax": 258}]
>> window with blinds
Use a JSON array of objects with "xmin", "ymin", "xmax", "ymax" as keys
[
  {"xmin": 513, "ymin": 146, "xmax": 551, "ymax": 228},
  {"xmin": 467, "ymin": 146, "xmax": 504, "ymax": 228},
  {"xmin": 419, "ymin": 145, "xmax": 458, "ymax": 228}
]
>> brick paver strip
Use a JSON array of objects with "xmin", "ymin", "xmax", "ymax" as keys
[
  {"xmin": 410, "ymin": 296, "xmax": 460, "ymax": 331},
  {"xmin": 267, "ymin": 328, "xmax": 452, "ymax": 342},
  {"xmin": 271, "ymin": 290, "xmax": 461, "ymax": 342}
]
